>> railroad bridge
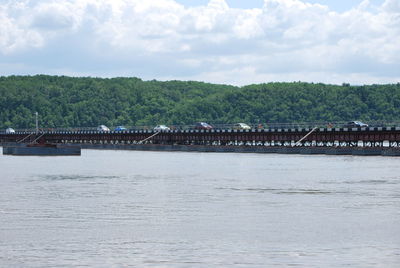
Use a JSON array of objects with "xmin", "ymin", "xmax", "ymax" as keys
[{"xmin": 2, "ymin": 126, "xmax": 400, "ymax": 148}]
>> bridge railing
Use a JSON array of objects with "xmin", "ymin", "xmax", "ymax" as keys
[{"xmin": 2, "ymin": 121, "xmax": 400, "ymax": 134}]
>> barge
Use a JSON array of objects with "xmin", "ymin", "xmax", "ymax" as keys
[{"xmin": 3, "ymin": 143, "xmax": 81, "ymax": 156}]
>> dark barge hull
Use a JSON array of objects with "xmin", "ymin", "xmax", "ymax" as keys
[
  {"xmin": 3, "ymin": 144, "xmax": 81, "ymax": 156},
  {"xmin": 75, "ymin": 143, "xmax": 400, "ymax": 156}
]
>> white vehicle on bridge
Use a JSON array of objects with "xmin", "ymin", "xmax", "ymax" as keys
[
  {"xmin": 97, "ymin": 125, "xmax": 110, "ymax": 132},
  {"xmin": 5, "ymin": 127, "xmax": 15, "ymax": 134},
  {"xmin": 233, "ymin": 123, "xmax": 251, "ymax": 130},
  {"xmin": 154, "ymin": 125, "xmax": 170, "ymax": 132}
]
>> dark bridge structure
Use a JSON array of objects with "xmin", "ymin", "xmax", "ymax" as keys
[{"xmin": 2, "ymin": 126, "xmax": 400, "ymax": 156}]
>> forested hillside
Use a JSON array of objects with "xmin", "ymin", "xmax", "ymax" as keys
[{"xmin": 0, "ymin": 75, "xmax": 399, "ymax": 129}]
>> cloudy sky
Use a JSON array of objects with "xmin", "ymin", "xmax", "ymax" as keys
[{"xmin": 1, "ymin": 0, "xmax": 399, "ymax": 85}]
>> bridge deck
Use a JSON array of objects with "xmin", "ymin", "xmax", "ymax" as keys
[{"xmin": 2, "ymin": 127, "xmax": 400, "ymax": 148}]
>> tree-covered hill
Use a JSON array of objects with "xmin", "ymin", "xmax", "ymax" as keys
[{"xmin": 0, "ymin": 75, "xmax": 399, "ymax": 129}]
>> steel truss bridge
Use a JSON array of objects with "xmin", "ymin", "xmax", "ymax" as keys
[{"xmin": 2, "ymin": 126, "xmax": 400, "ymax": 148}]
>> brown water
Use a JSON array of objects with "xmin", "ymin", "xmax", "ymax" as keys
[{"xmin": 1, "ymin": 149, "xmax": 399, "ymax": 267}]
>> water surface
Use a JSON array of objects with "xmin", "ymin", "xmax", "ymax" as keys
[{"xmin": 1, "ymin": 149, "xmax": 399, "ymax": 267}]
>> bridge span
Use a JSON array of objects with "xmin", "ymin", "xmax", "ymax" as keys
[{"xmin": 2, "ymin": 126, "xmax": 400, "ymax": 156}]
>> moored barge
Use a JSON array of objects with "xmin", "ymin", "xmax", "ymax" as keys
[{"xmin": 3, "ymin": 143, "xmax": 81, "ymax": 156}]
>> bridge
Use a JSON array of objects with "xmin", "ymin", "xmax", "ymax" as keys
[{"xmin": 2, "ymin": 125, "xmax": 400, "ymax": 156}]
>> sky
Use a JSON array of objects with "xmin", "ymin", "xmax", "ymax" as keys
[
  {"xmin": 0, "ymin": 0, "xmax": 399, "ymax": 85},
  {"xmin": 175, "ymin": 0, "xmax": 385, "ymax": 11}
]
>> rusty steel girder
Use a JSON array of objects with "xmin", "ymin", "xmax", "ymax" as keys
[{"xmin": 1, "ymin": 127, "xmax": 400, "ymax": 147}]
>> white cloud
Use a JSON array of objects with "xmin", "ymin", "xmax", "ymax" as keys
[
  {"xmin": 0, "ymin": 0, "xmax": 399, "ymax": 85},
  {"xmin": 0, "ymin": 2, "xmax": 43, "ymax": 54},
  {"xmin": 29, "ymin": 2, "xmax": 80, "ymax": 30},
  {"xmin": 382, "ymin": 0, "xmax": 400, "ymax": 13}
]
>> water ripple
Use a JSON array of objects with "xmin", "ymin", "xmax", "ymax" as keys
[
  {"xmin": 217, "ymin": 187, "xmax": 341, "ymax": 195},
  {"xmin": 38, "ymin": 175, "xmax": 121, "ymax": 181},
  {"xmin": 343, "ymin": 179, "xmax": 400, "ymax": 185}
]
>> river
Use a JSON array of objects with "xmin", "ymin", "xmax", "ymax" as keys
[{"xmin": 0, "ymin": 149, "xmax": 399, "ymax": 267}]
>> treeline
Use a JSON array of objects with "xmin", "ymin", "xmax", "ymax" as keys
[{"xmin": 0, "ymin": 75, "xmax": 399, "ymax": 129}]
